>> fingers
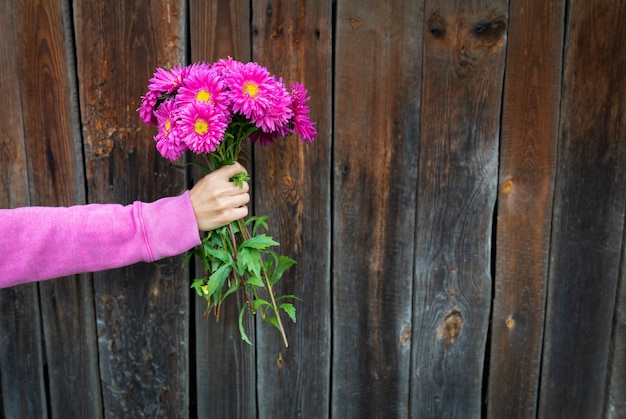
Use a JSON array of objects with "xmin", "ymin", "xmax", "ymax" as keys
[
  {"xmin": 213, "ymin": 162, "xmax": 249, "ymax": 194},
  {"xmin": 218, "ymin": 161, "xmax": 248, "ymax": 179},
  {"xmin": 229, "ymin": 190, "xmax": 250, "ymax": 207},
  {"xmin": 189, "ymin": 161, "xmax": 251, "ymax": 231}
]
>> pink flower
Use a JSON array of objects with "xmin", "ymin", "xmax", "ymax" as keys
[
  {"xmin": 228, "ymin": 62, "xmax": 280, "ymax": 122},
  {"xmin": 148, "ymin": 64, "xmax": 188, "ymax": 94},
  {"xmin": 178, "ymin": 102, "xmax": 229, "ymax": 154},
  {"xmin": 211, "ymin": 57, "xmax": 245, "ymax": 82},
  {"xmin": 138, "ymin": 90, "xmax": 159, "ymax": 126},
  {"xmin": 138, "ymin": 60, "xmax": 317, "ymax": 156},
  {"xmin": 176, "ymin": 66, "xmax": 230, "ymax": 112},
  {"xmin": 251, "ymin": 79, "xmax": 293, "ymax": 134},
  {"xmin": 154, "ymin": 99, "xmax": 187, "ymax": 160},
  {"xmin": 289, "ymin": 83, "xmax": 317, "ymax": 142}
]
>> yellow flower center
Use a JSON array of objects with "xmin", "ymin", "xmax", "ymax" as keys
[
  {"xmin": 243, "ymin": 81, "xmax": 260, "ymax": 98},
  {"xmin": 194, "ymin": 119, "xmax": 209, "ymax": 135},
  {"xmin": 196, "ymin": 89, "xmax": 211, "ymax": 103},
  {"xmin": 164, "ymin": 119, "xmax": 171, "ymax": 134}
]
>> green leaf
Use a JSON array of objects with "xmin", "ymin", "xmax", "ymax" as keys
[
  {"xmin": 190, "ymin": 279, "xmax": 207, "ymax": 297},
  {"xmin": 253, "ymin": 298, "xmax": 271, "ymax": 309},
  {"xmin": 238, "ymin": 306, "xmax": 253, "ymax": 345},
  {"xmin": 253, "ymin": 298, "xmax": 272, "ymax": 312},
  {"xmin": 240, "ymin": 234, "xmax": 279, "ymax": 250},
  {"xmin": 221, "ymin": 280, "xmax": 240, "ymax": 301},
  {"xmin": 204, "ymin": 246, "xmax": 233, "ymax": 264},
  {"xmin": 205, "ymin": 263, "xmax": 232, "ymax": 300},
  {"xmin": 266, "ymin": 316, "xmax": 281, "ymax": 331},
  {"xmin": 238, "ymin": 247, "xmax": 262, "ymax": 278},
  {"xmin": 245, "ymin": 215, "xmax": 268, "ymax": 235},
  {"xmin": 246, "ymin": 275, "xmax": 264, "ymax": 287},
  {"xmin": 270, "ymin": 256, "xmax": 297, "ymax": 286},
  {"xmin": 230, "ymin": 172, "xmax": 250, "ymax": 188},
  {"xmin": 280, "ymin": 303, "xmax": 297, "ymax": 323}
]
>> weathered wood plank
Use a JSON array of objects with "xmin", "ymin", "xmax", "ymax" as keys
[
  {"xmin": 251, "ymin": 1, "xmax": 333, "ymax": 418},
  {"xmin": 486, "ymin": 0, "xmax": 565, "ymax": 417},
  {"xmin": 10, "ymin": 0, "xmax": 101, "ymax": 417},
  {"xmin": 0, "ymin": 0, "xmax": 29, "ymax": 209},
  {"xmin": 332, "ymin": 1, "xmax": 422, "ymax": 417},
  {"xmin": 539, "ymin": 1, "xmax": 626, "ymax": 417},
  {"xmin": 605, "ymin": 238, "xmax": 626, "ymax": 418},
  {"xmin": 0, "ymin": 1, "xmax": 46, "ymax": 416},
  {"xmin": 74, "ymin": 1, "xmax": 188, "ymax": 417},
  {"xmin": 188, "ymin": 1, "xmax": 257, "ymax": 418},
  {"xmin": 0, "ymin": 287, "xmax": 46, "ymax": 418},
  {"xmin": 411, "ymin": 1, "xmax": 507, "ymax": 417},
  {"xmin": 190, "ymin": 0, "xmax": 251, "ymax": 63}
]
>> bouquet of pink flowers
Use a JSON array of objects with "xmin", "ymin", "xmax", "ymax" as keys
[{"xmin": 138, "ymin": 58, "xmax": 316, "ymax": 347}]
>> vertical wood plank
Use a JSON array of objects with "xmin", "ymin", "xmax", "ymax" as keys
[
  {"xmin": 10, "ymin": 0, "xmax": 102, "ymax": 417},
  {"xmin": 486, "ymin": 0, "xmax": 565, "ymax": 417},
  {"xmin": 539, "ymin": 1, "xmax": 626, "ymax": 417},
  {"xmin": 190, "ymin": 0, "xmax": 251, "ymax": 62},
  {"xmin": 411, "ymin": 1, "xmax": 507, "ymax": 417},
  {"xmin": 0, "ymin": 1, "xmax": 46, "ymax": 416},
  {"xmin": 252, "ymin": 1, "xmax": 333, "ymax": 418},
  {"xmin": 332, "ymin": 1, "xmax": 422, "ymax": 417},
  {"xmin": 74, "ymin": 1, "xmax": 188, "ymax": 417},
  {"xmin": 0, "ymin": 0, "xmax": 29, "ymax": 208},
  {"xmin": 0, "ymin": 287, "xmax": 46, "ymax": 418},
  {"xmin": 188, "ymin": 1, "xmax": 257, "ymax": 418},
  {"xmin": 605, "ymin": 236, "xmax": 626, "ymax": 418}
]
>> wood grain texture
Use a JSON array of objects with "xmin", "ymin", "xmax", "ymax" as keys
[
  {"xmin": 0, "ymin": 2, "xmax": 45, "ymax": 416},
  {"xmin": 3, "ymin": 1, "xmax": 626, "ymax": 416},
  {"xmin": 605, "ymin": 239, "xmax": 626, "ymax": 418},
  {"xmin": 190, "ymin": 0, "xmax": 251, "ymax": 63},
  {"xmin": 486, "ymin": 0, "xmax": 565, "ymax": 417},
  {"xmin": 411, "ymin": 1, "xmax": 507, "ymax": 417},
  {"xmin": 539, "ymin": 1, "xmax": 626, "ymax": 417},
  {"xmin": 188, "ymin": 1, "xmax": 257, "ymax": 418},
  {"xmin": 0, "ymin": 286, "xmax": 46, "ymax": 418},
  {"xmin": 10, "ymin": 0, "xmax": 101, "ymax": 417},
  {"xmin": 74, "ymin": 1, "xmax": 188, "ymax": 417},
  {"xmin": 0, "ymin": 0, "xmax": 28, "ymax": 209},
  {"xmin": 252, "ymin": 1, "xmax": 333, "ymax": 418},
  {"xmin": 332, "ymin": 1, "xmax": 422, "ymax": 417}
]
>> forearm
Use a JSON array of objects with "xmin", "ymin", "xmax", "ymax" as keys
[{"xmin": 0, "ymin": 192, "xmax": 201, "ymax": 288}]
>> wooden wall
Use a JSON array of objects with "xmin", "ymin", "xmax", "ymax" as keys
[{"xmin": 1, "ymin": 0, "xmax": 625, "ymax": 418}]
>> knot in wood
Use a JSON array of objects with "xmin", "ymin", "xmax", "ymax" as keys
[
  {"xmin": 506, "ymin": 315, "xmax": 515, "ymax": 329},
  {"xmin": 439, "ymin": 308, "xmax": 463, "ymax": 346},
  {"xmin": 501, "ymin": 179, "xmax": 515, "ymax": 194}
]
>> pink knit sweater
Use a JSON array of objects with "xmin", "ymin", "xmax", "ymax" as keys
[{"xmin": 0, "ymin": 191, "xmax": 201, "ymax": 288}]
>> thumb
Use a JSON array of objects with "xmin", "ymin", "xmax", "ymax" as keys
[{"xmin": 219, "ymin": 161, "xmax": 247, "ymax": 179}]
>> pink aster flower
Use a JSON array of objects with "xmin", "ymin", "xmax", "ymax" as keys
[
  {"xmin": 148, "ymin": 64, "xmax": 188, "ymax": 94},
  {"xmin": 211, "ymin": 56, "xmax": 244, "ymax": 81},
  {"xmin": 153, "ymin": 98, "xmax": 187, "ymax": 160},
  {"xmin": 289, "ymin": 83, "xmax": 317, "ymax": 142},
  {"xmin": 251, "ymin": 79, "xmax": 293, "ymax": 134},
  {"xmin": 228, "ymin": 62, "xmax": 280, "ymax": 122},
  {"xmin": 176, "ymin": 66, "xmax": 230, "ymax": 112},
  {"xmin": 138, "ymin": 89, "xmax": 159, "ymax": 126},
  {"xmin": 178, "ymin": 102, "xmax": 229, "ymax": 154}
]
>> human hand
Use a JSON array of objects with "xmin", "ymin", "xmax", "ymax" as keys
[{"xmin": 189, "ymin": 162, "xmax": 250, "ymax": 231}]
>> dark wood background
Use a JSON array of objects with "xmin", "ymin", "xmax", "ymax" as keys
[{"xmin": 1, "ymin": 0, "xmax": 625, "ymax": 418}]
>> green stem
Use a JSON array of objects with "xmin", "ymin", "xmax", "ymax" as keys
[
  {"xmin": 237, "ymin": 219, "xmax": 289, "ymax": 347},
  {"xmin": 227, "ymin": 222, "xmax": 255, "ymax": 311}
]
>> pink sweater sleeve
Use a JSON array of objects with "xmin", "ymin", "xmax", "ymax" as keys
[{"xmin": 0, "ymin": 191, "xmax": 201, "ymax": 288}]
